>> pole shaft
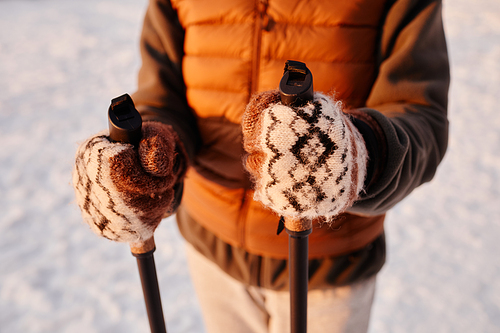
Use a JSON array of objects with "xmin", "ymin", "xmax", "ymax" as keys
[
  {"xmin": 136, "ymin": 253, "xmax": 167, "ymax": 333},
  {"xmin": 288, "ymin": 231, "xmax": 310, "ymax": 333}
]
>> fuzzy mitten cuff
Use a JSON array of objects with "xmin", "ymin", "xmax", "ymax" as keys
[
  {"xmin": 72, "ymin": 121, "xmax": 187, "ymax": 243},
  {"xmin": 242, "ymin": 90, "xmax": 368, "ymax": 221}
]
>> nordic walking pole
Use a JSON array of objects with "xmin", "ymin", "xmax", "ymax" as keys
[
  {"xmin": 108, "ymin": 94, "xmax": 167, "ymax": 333},
  {"xmin": 279, "ymin": 60, "xmax": 314, "ymax": 333},
  {"xmin": 284, "ymin": 218, "xmax": 312, "ymax": 333}
]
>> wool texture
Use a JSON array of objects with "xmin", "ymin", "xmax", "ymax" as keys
[
  {"xmin": 243, "ymin": 91, "xmax": 368, "ymax": 221},
  {"xmin": 72, "ymin": 122, "xmax": 187, "ymax": 243}
]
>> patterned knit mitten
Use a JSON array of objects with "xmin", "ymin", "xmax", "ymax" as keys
[
  {"xmin": 72, "ymin": 121, "xmax": 188, "ymax": 244},
  {"xmin": 242, "ymin": 90, "xmax": 368, "ymax": 221}
]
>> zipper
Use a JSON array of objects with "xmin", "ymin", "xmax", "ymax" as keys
[
  {"xmin": 237, "ymin": 0, "xmax": 269, "ymax": 248},
  {"xmin": 240, "ymin": 0, "xmax": 268, "ymax": 247},
  {"xmin": 250, "ymin": 0, "xmax": 269, "ymax": 96}
]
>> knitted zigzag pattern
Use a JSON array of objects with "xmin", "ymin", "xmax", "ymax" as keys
[
  {"xmin": 72, "ymin": 123, "xmax": 184, "ymax": 243},
  {"xmin": 245, "ymin": 92, "xmax": 368, "ymax": 220},
  {"xmin": 73, "ymin": 132, "xmax": 154, "ymax": 243}
]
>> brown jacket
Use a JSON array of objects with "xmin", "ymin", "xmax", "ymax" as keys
[{"xmin": 133, "ymin": 0, "xmax": 449, "ymax": 289}]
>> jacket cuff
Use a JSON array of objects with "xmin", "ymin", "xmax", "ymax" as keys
[{"xmin": 347, "ymin": 110, "xmax": 387, "ymax": 191}]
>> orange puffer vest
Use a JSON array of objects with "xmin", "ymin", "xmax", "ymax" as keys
[{"xmin": 172, "ymin": 0, "xmax": 387, "ymax": 258}]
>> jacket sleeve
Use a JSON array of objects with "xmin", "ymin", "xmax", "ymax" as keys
[
  {"xmin": 132, "ymin": 0, "xmax": 201, "ymax": 160},
  {"xmin": 348, "ymin": 0, "xmax": 450, "ymax": 215}
]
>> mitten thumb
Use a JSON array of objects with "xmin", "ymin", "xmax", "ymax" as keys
[{"xmin": 138, "ymin": 122, "xmax": 187, "ymax": 179}]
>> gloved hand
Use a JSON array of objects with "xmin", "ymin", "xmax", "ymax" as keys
[
  {"xmin": 72, "ymin": 121, "xmax": 188, "ymax": 243},
  {"xmin": 242, "ymin": 90, "xmax": 368, "ymax": 222}
]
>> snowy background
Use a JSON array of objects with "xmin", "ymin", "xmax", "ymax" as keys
[{"xmin": 1, "ymin": 0, "xmax": 499, "ymax": 332}]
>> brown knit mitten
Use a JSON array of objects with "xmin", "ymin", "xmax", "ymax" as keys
[
  {"xmin": 72, "ymin": 121, "xmax": 188, "ymax": 243},
  {"xmin": 242, "ymin": 90, "xmax": 368, "ymax": 222}
]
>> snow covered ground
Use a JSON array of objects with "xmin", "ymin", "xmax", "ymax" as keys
[{"xmin": 0, "ymin": 0, "xmax": 499, "ymax": 332}]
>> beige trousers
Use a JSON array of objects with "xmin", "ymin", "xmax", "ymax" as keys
[{"xmin": 185, "ymin": 244, "xmax": 376, "ymax": 333}]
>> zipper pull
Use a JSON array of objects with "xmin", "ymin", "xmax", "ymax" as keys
[
  {"xmin": 277, "ymin": 216, "xmax": 285, "ymax": 235},
  {"xmin": 258, "ymin": 0, "xmax": 272, "ymax": 31}
]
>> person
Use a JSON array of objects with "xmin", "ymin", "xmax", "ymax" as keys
[{"xmin": 73, "ymin": 0, "xmax": 449, "ymax": 332}]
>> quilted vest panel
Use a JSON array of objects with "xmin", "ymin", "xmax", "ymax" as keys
[
  {"xmin": 172, "ymin": 0, "xmax": 387, "ymax": 123},
  {"xmin": 171, "ymin": 0, "xmax": 388, "ymax": 188}
]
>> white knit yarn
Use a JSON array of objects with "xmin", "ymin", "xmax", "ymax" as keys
[
  {"xmin": 253, "ymin": 93, "xmax": 368, "ymax": 220},
  {"xmin": 72, "ymin": 131, "xmax": 154, "ymax": 243}
]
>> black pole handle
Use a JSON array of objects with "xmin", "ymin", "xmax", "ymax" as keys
[
  {"xmin": 108, "ymin": 93, "xmax": 142, "ymax": 146},
  {"xmin": 279, "ymin": 60, "xmax": 314, "ymax": 106}
]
